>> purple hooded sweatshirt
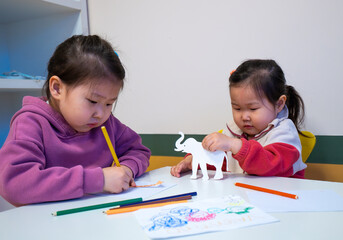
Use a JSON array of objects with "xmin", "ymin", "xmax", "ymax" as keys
[{"xmin": 0, "ymin": 96, "xmax": 150, "ymax": 206}]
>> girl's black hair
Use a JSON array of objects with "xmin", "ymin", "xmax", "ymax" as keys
[
  {"xmin": 43, "ymin": 35, "xmax": 125, "ymax": 99},
  {"xmin": 229, "ymin": 59, "xmax": 305, "ymax": 133}
]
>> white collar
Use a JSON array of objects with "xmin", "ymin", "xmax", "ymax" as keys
[{"xmin": 226, "ymin": 106, "xmax": 289, "ymax": 139}]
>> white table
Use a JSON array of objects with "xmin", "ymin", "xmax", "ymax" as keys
[{"xmin": 1, "ymin": 167, "xmax": 342, "ymax": 240}]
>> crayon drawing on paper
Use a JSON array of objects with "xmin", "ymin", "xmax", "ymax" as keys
[{"xmin": 134, "ymin": 195, "xmax": 278, "ymax": 239}]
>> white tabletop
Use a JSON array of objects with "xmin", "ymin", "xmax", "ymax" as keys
[{"xmin": 1, "ymin": 167, "xmax": 343, "ymax": 240}]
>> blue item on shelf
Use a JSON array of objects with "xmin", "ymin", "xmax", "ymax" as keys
[{"xmin": 0, "ymin": 71, "xmax": 45, "ymax": 80}]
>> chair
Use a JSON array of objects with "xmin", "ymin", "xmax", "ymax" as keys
[
  {"xmin": 146, "ymin": 156, "xmax": 184, "ymax": 172},
  {"xmin": 299, "ymin": 131, "xmax": 316, "ymax": 162}
]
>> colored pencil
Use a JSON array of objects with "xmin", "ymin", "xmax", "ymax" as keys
[
  {"xmin": 235, "ymin": 182, "xmax": 298, "ymax": 199},
  {"xmin": 108, "ymin": 191, "xmax": 197, "ymax": 210},
  {"xmin": 52, "ymin": 197, "xmax": 142, "ymax": 216},
  {"xmin": 101, "ymin": 126, "xmax": 120, "ymax": 167},
  {"xmin": 105, "ymin": 199, "xmax": 189, "ymax": 215},
  {"xmin": 110, "ymin": 195, "xmax": 192, "ymax": 211}
]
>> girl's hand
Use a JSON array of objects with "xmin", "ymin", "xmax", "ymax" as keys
[
  {"xmin": 202, "ymin": 132, "xmax": 242, "ymax": 154},
  {"xmin": 170, "ymin": 155, "xmax": 192, "ymax": 178},
  {"xmin": 102, "ymin": 166, "xmax": 135, "ymax": 193}
]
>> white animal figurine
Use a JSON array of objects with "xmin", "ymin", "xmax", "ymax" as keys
[{"xmin": 174, "ymin": 132, "xmax": 228, "ymax": 180}]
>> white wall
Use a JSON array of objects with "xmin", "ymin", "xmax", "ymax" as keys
[{"xmin": 88, "ymin": 0, "xmax": 343, "ymax": 135}]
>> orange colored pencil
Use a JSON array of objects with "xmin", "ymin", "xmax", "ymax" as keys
[
  {"xmin": 109, "ymin": 195, "xmax": 192, "ymax": 210},
  {"xmin": 235, "ymin": 182, "xmax": 298, "ymax": 199},
  {"xmin": 105, "ymin": 199, "xmax": 188, "ymax": 215}
]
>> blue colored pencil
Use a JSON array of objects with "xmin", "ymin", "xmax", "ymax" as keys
[{"xmin": 108, "ymin": 191, "xmax": 197, "ymax": 210}]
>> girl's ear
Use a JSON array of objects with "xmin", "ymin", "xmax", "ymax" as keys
[
  {"xmin": 49, "ymin": 76, "xmax": 63, "ymax": 100},
  {"xmin": 276, "ymin": 95, "xmax": 287, "ymax": 113}
]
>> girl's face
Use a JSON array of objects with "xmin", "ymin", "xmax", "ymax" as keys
[
  {"xmin": 50, "ymin": 76, "xmax": 122, "ymax": 132},
  {"xmin": 230, "ymin": 84, "xmax": 285, "ymax": 139}
]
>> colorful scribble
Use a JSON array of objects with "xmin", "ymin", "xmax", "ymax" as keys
[
  {"xmin": 207, "ymin": 207, "xmax": 225, "ymax": 214},
  {"xmin": 146, "ymin": 203, "xmax": 254, "ymax": 231},
  {"xmin": 223, "ymin": 195, "xmax": 245, "ymax": 206},
  {"xmin": 149, "ymin": 214, "xmax": 187, "ymax": 231},
  {"xmin": 225, "ymin": 206, "xmax": 253, "ymax": 214},
  {"xmin": 208, "ymin": 206, "xmax": 254, "ymax": 215},
  {"xmin": 187, "ymin": 210, "xmax": 216, "ymax": 222},
  {"xmin": 135, "ymin": 196, "xmax": 278, "ymax": 238},
  {"xmin": 169, "ymin": 206, "xmax": 199, "ymax": 217}
]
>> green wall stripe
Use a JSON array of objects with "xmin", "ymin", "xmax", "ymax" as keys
[
  {"xmin": 140, "ymin": 134, "xmax": 343, "ymax": 165},
  {"xmin": 309, "ymin": 136, "xmax": 343, "ymax": 164},
  {"xmin": 140, "ymin": 134, "xmax": 206, "ymax": 157}
]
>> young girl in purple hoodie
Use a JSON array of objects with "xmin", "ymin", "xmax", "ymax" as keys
[{"xmin": 0, "ymin": 35, "xmax": 151, "ymax": 206}]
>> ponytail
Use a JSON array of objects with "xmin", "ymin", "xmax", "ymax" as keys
[{"xmin": 285, "ymin": 85, "xmax": 305, "ymax": 133}]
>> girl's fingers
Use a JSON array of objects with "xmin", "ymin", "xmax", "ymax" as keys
[
  {"xmin": 170, "ymin": 165, "xmax": 181, "ymax": 177},
  {"xmin": 130, "ymin": 178, "xmax": 136, "ymax": 187}
]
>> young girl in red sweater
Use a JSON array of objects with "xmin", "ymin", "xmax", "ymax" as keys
[{"xmin": 171, "ymin": 59, "xmax": 307, "ymax": 178}]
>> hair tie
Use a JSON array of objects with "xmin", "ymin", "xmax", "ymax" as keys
[{"xmin": 230, "ymin": 69, "xmax": 236, "ymax": 75}]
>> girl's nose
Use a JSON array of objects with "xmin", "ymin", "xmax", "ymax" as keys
[
  {"xmin": 93, "ymin": 106, "xmax": 105, "ymax": 119},
  {"xmin": 242, "ymin": 111, "xmax": 250, "ymax": 121}
]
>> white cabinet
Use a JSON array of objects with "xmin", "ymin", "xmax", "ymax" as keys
[{"xmin": 0, "ymin": 0, "xmax": 89, "ymax": 146}]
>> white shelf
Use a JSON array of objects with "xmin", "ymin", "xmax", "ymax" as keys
[
  {"xmin": 0, "ymin": 0, "xmax": 83, "ymax": 24},
  {"xmin": 0, "ymin": 0, "xmax": 89, "ymax": 146},
  {"xmin": 0, "ymin": 0, "xmax": 88, "ymax": 91},
  {"xmin": 0, "ymin": 79, "xmax": 45, "ymax": 91}
]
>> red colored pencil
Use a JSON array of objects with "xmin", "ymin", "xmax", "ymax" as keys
[{"xmin": 235, "ymin": 182, "xmax": 298, "ymax": 199}]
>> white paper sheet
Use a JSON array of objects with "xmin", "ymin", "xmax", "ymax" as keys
[
  {"xmin": 51, "ymin": 180, "xmax": 176, "ymax": 210},
  {"xmin": 246, "ymin": 189, "xmax": 343, "ymax": 212},
  {"xmin": 134, "ymin": 195, "xmax": 278, "ymax": 239},
  {"xmin": 118, "ymin": 180, "xmax": 176, "ymax": 200}
]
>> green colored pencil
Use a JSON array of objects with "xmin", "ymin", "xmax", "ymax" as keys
[{"xmin": 52, "ymin": 197, "xmax": 143, "ymax": 216}]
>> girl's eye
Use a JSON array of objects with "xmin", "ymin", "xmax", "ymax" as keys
[
  {"xmin": 88, "ymin": 99, "xmax": 97, "ymax": 104},
  {"xmin": 250, "ymin": 108, "xmax": 258, "ymax": 111}
]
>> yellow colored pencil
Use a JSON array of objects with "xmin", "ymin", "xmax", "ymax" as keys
[
  {"xmin": 101, "ymin": 126, "xmax": 120, "ymax": 167},
  {"xmin": 105, "ymin": 199, "xmax": 188, "ymax": 215}
]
